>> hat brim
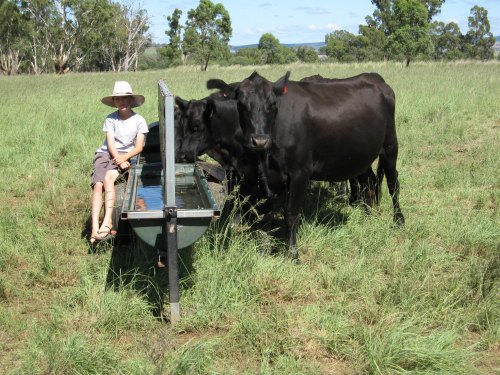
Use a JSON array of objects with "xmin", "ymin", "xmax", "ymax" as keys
[{"xmin": 101, "ymin": 94, "xmax": 145, "ymax": 108}]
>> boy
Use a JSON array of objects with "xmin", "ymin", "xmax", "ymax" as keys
[{"xmin": 90, "ymin": 81, "xmax": 149, "ymax": 243}]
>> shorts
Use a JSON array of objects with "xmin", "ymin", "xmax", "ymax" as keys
[{"xmin": 91, "ymin": 152, "xmax": 118, "ymax": 187}]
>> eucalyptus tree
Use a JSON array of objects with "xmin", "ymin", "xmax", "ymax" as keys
[
  {"xmin": 296, "ymin": 46, "xmax": 319, "ymax": 63},
  {"xmin": 429, "ymin": 21, "xmax": 463, "ymax": 60},
  {"xmin": 363, "ymin": 0, "xmax": 443, "ymax": 63},
  {"xmin": 182, "ymin": 0, "xmax": 232, "ymax": 71},
  {"xmin": 386, "ymin": 0, "xmax": 433, "ymax": 66},
  {"xmin": 463, "ymin": 5, "xmax": 495, "ymax": 60},
  {"xmin": 0, "ymin": 0, "xmax": 27, "ymax": 74},
  {"xmin": 258, "ymin": 33, "xmax": 280, "ymax": 64},
  {"xmin": 119, "ymin": 2, "xmax": 151, "ymax": 71},
  {"xmin": 158, "ymin": 8, "xmax": 184, "ymax": 67},
  {"xmin": 18, "ymin": 0, "xmax": 114, "ymax": 73},
  {"xmin": 325, "ymin": 30, "xmax": 363, "ymax": 62}
]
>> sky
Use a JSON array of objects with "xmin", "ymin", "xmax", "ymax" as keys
[{"xmin": 139, "ymin": 0, "xmax": 500, "ymax": 46}]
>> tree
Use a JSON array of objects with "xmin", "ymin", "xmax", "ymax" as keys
[
  {"xmin": 364, "ymin": 0, "xmax": 443, "ymax": 63},
  {"xmin": 182, "ymin": 0, "xmax": 232, "ymax": 71},
  {"xmin": 325, "ymin": 30, "xmax": 362, "ymax": 62},
  {"xmin": 86, "ymin": 1, "xmax": 151, "ymax": 72},
  {"xmin": 158, "ymin": 8, "xmax": 184, "ymax": 66},
  {"xmin": 358, "ymin": 23, "xmax": 387, "ymax": 61},
  {"xmin": 296, "ymin": 46, "xmax": 319, "ymax": 63},
  {"xmin": 463, "ymin": 5, "xmax": 495, "ymax": 60},
  {"xmin": 257, "ymin": 33, "xmax": 297, "ymax": 64},
  {"xmin": 429, "ymin": 21, "xmax": 463, "ymax": 60},
  {"xmin": 77, "ymin": 1, "xmax": 121, "ymax": 71},
  {"xmin": 0, "ymin": 0, "xmax": 27, "ymax": 75},
  {"xmin": 368, "ymin": 0, "xmax": 444, "ymax": 32},
  {"xmin": 231, "ymin": 47, "xmax": 261, "ymax": 65},
  {"xmin": 15, "ymin": 0, "xmax": 147, "ymax": 73},
  {"xmin": 420, "ymin": 0, "xmax": 445, "ymax": 22},
  {"xmin": 278, "ymin": 45, "xmax": 298, "ymax": 64},
  {"xmin": 258, "ymin": 33, "xmax": 280, "ymax": 64},
  {"xmin": 19, "ymin": 0, "xmax": 113, "ymax": 73},
  {"xmin": 120, "ymin": 1, "xmax": 151, "ymax": 71},
  {"xmin": 386, "ymin": 0, "xmax": 432, "ymax": 66}
]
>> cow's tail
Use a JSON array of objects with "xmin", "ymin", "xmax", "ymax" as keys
[{"xmin": 374, "ymin": 157, "xmax": 384, "ymax": 205}]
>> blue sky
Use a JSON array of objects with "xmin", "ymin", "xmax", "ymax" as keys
[{"xmin": 140, "ymin": 0, "xmax": 500, "ymax": 45}]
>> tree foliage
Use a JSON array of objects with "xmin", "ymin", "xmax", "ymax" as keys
[
  {"xmin": 0, "ymin": 0, "xmax": 27, "ymax": 74},
  {"xmin": 325, "ymin": 30, "xmax": 363, "ymax": 62},
  {"xmin": 429, "ymin": 21, "xmax": 463, "ymax": 60},
  {"xmin": 387, "ymin": 0, "xmax": 432, "ymax": 66},
  {"xmin": 182, "ymin": 0, "xmax": 232, "ymax": 71},
  {"xmin": 463, "ymin": 5, "xmax": 495, "ymax": 60},
  {"xmin": 0, "ymin": 0, "xmax": 151, "ymax": 74},
  {"xmin": 0, "ymin": 0, "xmax": 497, "ymax": 74},
  {"xmin": 157, "ymin": 8, "xmax": 183, "ymax": 67},
  {"xmin": 296, "ymin": 46, "xmax": 319, "ymax": 63},
  {"xmin": 257, "ymin": 33, "xmax": 297, "ymax": 64}
]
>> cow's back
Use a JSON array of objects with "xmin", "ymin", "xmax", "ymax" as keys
[{"xmin": 273, "ymin": 78, "xmax": 389, "ymax": 180}]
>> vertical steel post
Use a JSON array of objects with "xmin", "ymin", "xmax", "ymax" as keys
[{"xmin": 158, "ymin": 81, "xmax": 180, "ymax": 324}]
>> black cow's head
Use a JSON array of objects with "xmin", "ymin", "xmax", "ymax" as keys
[
  {"xmin": 207, "ymin": 71, "xmax": 290, "ymax": 151},
  {"xmin": 175, "ymin": 96, "xmax": 212, "ymax": 163}
]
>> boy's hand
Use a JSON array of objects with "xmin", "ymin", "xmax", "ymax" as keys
[
  {"xmin": 113, "ymin": 155, "xmax": 128, "ymax": 165},
  {"xmin": 119, "ymin": 161, "xmax": 131, "ymax": 172}
]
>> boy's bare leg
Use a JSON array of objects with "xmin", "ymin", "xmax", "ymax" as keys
[
  {"xmin": 97, "ymin": 170, "xmax": 120, "ymax": 238},
  {"xmin": 91, "ymin": 182, "xmax": 104, "ymax": 242}
]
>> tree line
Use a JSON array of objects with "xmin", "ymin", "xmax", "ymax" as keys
[
  {"xmin": 0, "ymin": 0, "xmax": 150, "ymax": 74},
  {"xmin": 0, "ymin": 0, "xmax": 497, "ymax": 75}
]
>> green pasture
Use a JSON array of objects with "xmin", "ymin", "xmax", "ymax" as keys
[{"xmin": 0, "ymin": 61, "xmax": 498, "ymax": 374}]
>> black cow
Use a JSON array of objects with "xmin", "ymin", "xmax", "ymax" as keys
[
  {"xmin": 175, "ymin": 92, "xmax": 281, "ymax": 222},
  {"xmin": 207, "ymin": 71, "xmax": 405, "ymax": 259}
]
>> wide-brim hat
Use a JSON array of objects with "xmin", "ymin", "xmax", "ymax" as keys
[{"xmin": 101, "ymin": 81, "xmax": 145, "ymax": 108}]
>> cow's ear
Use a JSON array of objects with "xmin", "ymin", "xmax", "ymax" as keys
[
  {"xmin": 175, "ymin": 96, "xmax": 188, "ymax": 111},
  {"xmin": 207, "ymin": 79, "xmax": 236, "ymax": 99},
  {"xmin": 274, "ymin": 71, "xmax": 291, "ymax": 96}
]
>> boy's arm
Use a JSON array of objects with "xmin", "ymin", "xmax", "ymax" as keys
[
  {"xmin": 106, "ymin": 131, "xmax": 120, "ymax": 160},
  {"xmin": 113, "ymin": 133, "xmax": 145, "ymax": 166}
]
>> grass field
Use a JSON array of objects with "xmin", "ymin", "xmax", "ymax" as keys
[{"xmin": 0, "ymin": 61, "xmax": 498, "ymax": 374}]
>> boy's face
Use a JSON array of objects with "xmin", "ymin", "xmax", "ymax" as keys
[{"xmin": 113, "ymin": 95, "xmax": 133, "ymax": 109}]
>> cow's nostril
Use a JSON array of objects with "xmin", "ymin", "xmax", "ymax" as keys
[{"xmin": 251, "ymin": 135, "xmax": 270, "ymax": 149}]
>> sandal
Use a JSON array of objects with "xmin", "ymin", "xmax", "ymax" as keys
[{"xmin": 97, "ymin": 225, "xmax": 117, "ymax": 241}]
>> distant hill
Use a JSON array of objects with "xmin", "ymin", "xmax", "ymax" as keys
[{"xmin": 230, "ymin": 42, "xmax": 326, "ymax": 52}]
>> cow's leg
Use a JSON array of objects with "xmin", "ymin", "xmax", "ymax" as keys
[
  {"xmin": 348, "ymin": 178, "xmax": 360, "ymax": 205},
  {"xmin": 359, "ymin": 167, "xmax": 377, "ymax": 209},
  {"xmin": 285, "ymin": 175, "xmax": 309, "ymax": 261},
  {"xmin": 380, "ymin": 146, "xmax": 404, "ymax": 225}
]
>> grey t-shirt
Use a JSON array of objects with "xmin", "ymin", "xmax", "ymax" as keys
[{"xmin": 96, "ymin": 111, "xmax": 149, "ymax": 153}]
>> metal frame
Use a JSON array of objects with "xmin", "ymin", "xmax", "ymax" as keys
[{"xmin": 158, "ymin": 80, "xmax": 180, "ymax": 324}]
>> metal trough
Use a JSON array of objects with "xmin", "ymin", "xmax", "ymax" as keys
[
  {"xmin": 119, "ymin": 81, "xmax": 221, "ymax": 323},
  {"xmin": 121, "ymin": 162, "xmax": 220, "ymax": 249}
]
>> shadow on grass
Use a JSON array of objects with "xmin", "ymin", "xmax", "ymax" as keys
[
  {"xmin": 227, "ymin": 182, "xmax": 352, "ymax": 257},
  {"xmin": 104, "ymin": 227, "xmax": 196, "ymax": 322},
  {"xmin": 83, "ymin": 216, "xmax": 195, "ymax": 322},
  {"xmin": 262, "ymin": 182, "xmax": 351, "ymax": 240}
]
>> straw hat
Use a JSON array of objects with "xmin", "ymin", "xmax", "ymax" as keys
[{"xmin": 101, "ymin": 81, "xmax": 145, "ymax": 108}]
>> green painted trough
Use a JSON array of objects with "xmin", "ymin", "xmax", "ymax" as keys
[{"xmin": 120, "ymin": 162, "xmax": 220, "ymax": 250}]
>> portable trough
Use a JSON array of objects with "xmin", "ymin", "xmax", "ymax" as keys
[{"xmin": 119, "ymin": 80, "xmax": 221, "ymax": 323}]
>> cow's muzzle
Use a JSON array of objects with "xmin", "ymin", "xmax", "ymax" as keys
[{"xmin": 249, "ymin": 134, "xmax": 270, "ymax": 150}]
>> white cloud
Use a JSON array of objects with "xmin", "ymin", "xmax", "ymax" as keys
[
  {"xmin": 327, "ymin": 23, "xmax": 342, "ymax": 31},
  {"xmin": 307, "ymin": 23, "xmax": 341, "ymax": 32}
]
